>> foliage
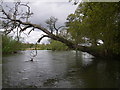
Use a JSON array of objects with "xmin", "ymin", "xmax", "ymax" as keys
[
  {"xmin": 1, "ymin": 1, "xmax": 120, "ymax": 58},
  {"xmin": 66, "ymin": 2, "xmax": 120, "ymax": 56},
  {"xmin": 21, "ymin": 41, "xmax": 69, "ymax": 51},
  {"xmin": 2, "ymin": 35, "xmax": 25, "ymax": 54},
  {"xmin": 36, "ymin": 44, "xmax": 50, "ymax": 50},
  {"xmin": 48, "ymin": 39, "xmax": 69, "ymax": 51}
]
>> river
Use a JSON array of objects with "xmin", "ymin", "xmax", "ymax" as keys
[{"xmin": 2, "ymin": 50, "xmax": 120, "ymax": 88}]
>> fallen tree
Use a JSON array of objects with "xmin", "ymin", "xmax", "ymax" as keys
[{"xmin": 0, "ymin": 1, "xmax": 119, "ymax": 59}]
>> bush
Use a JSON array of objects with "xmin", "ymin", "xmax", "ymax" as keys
[
  {"xmin": 2, "ymin": 35, "xmax": 24, "ymax": 54},
  {"xmin": 48, "ymin": 40, "xmax": 69, "ymax": 51}
]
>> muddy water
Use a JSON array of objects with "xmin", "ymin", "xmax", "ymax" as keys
[{"xmin": 2, "ymin": 50, "xmax": 120, "ymax": 88}]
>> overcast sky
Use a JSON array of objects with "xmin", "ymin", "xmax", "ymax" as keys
[
  {"xmin": 1, "ymin": 0, "xmax": 78, "ymax": 44},
  {"xmin": 22, "ymin": 1, "xmax": 78, "ymax": 44}
]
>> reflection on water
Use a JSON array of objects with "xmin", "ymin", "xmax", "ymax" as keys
[{"xmin": 2, "ymin": 50, "xmax": 120, "ymax": 88}]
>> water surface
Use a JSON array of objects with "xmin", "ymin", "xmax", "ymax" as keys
[{"xmin": 2, "ymin": 50, "xmax": 120, "ymax": 88}]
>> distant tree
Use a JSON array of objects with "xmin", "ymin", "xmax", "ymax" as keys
[
  {"xmin": 45, "ymin": 16, "xmax": 66, "ymax": 35},
  {"xmin": 46, "ymin": 16, "xmax": 57, "ymax": 34}
]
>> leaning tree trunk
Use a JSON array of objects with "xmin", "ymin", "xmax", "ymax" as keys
[
  {"xmin": 5, "ymin": 18, "xmax": 118, "ymax": 58},
  {"xmin": 1, "ymin": 7, "xmax": 118, "ymax": 59}
]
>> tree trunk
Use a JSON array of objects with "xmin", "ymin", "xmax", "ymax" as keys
[{"xmin": 8, "ymin": 19, "xmax": 119, "ymax": 59}]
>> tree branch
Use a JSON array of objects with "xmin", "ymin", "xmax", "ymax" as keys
[
  {"xmin": 20, "ymin": 25, "xmax": 32, "ymax": 32},
  {"xmin": 37, "ymin": 35, "xmax": 50, "ymax": 43}
]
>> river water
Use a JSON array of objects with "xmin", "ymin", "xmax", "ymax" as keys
[{"xmin": 2, "ymin": 50, "xmax": 120, "ymax": 88}]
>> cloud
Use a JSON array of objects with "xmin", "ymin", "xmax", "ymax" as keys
[
  {"xmin": 22, "ymin": 29, "xmax": 49, "ymax": 44},
  {"xmin": 1, "ymin": 27, "xmax": 48, "ymax": 44},
  {"xmin": 1, "ymin": 1, "xmax": 78, "ymax": 44},
  {"xmin": 3, "ymin": 0, "xmax": 71, "ymax": 2},
  {"xmin": 23, "ymin": 2, "xmax": 78, "ymax": 44},
  {"xmin": 29, "ymin": 2, "xmax": 77, "ymax": 25}
]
